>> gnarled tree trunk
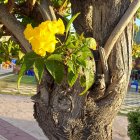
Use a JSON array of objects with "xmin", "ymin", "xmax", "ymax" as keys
[{"xmin": 32, "ymin": 0, "xmax": 133, "ymax": 140}]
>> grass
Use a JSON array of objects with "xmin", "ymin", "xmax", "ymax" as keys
[
  {"xmin": 0, "ymin": 91, "xmax": 34, "ymax": 96},
  {"xmin": 2, "ymin": 74, "xmax": 37, "ymax": 85},
  {"xmin": 0, "ymin": 74, "xmax": 37, "ymax": 96}
]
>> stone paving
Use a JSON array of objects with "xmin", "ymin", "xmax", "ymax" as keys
[
  {"xmin": 0, "ymin": 118, "xmax": 37, "ymax": 140},
  {"xmin": 0, "ymin": 72, "xmax": 139, "ymax": 140},
  {"xmin": 0, "ymin": 94, "xmax": 47, "ymax": 140},
  {"xmin": 0, "ymin": 94, "xmax": 130, "ymax": 140},
  {"xmin": 120, "ymin": 91, "xmax": 140, "ymax": 114}
]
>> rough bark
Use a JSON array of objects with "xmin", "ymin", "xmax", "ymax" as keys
[{"xmin": 32, "ymin": 0, "xmax": 133, "ymax": 140}]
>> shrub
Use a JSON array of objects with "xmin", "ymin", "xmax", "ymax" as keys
[{"xmin": 128, "ymin": 108, "xmax": 140, "ymax": 140}]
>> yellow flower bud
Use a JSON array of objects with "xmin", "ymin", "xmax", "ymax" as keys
[{"xmin": 24, "ymin": 19, "xmax": 65, "ymax": 56}]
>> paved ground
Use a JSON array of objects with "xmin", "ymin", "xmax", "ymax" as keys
[
  {"xmin": 0, "ymin": 72, "xmax": 140, "ymax": 140},
  {"xmin": 0, "ymin": 118, "xmax": 37, "ymax": 140},
  {"xmin": 0, "ymin": 94, "xmax": 131, "ymax": 140},
  {"xmin": 120, "ymin": 92, "xmax": 140, "ymax": 114},
  {"xmin": 0, "ymin": 69, "xmax": 13, "ymax": 74},
  {"xmin": 0, "ymin": 94, "xmax": 47, "ymax": 140}
]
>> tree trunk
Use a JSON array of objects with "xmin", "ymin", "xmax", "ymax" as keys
[{"xmin": 32, "ymin": 0, "xmax": 133, "ymax": 139}]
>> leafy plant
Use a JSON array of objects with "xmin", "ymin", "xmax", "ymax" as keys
[
  {"xmin": 18, "ymin": 14, "xmax": 97, "ymax": 95},
  {"xmin": 0, "ymin": 0, "xmax": 8, "ymax": 4},
  {"xmin": 0, "ymin": 39, "xmax": 22, "ymax": 62},
  {"xmin": 51, "ymin": 0, "xmax": 71, "ymax": 16},
  {"xmin": 128, "ymin": 108, "xmax": 140, "ymax": 140},
  {"xmin": 132, "ymin": 43, "xmax": 140, "ymax": 58},
  {"xmin": 136, "ymin": 7, "xmax": 140, "ymax": 19}
]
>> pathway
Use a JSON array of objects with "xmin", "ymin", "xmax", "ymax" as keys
[
  {"xmin": 0, "ymin": 94, "xmax": 47, "ymax": 140},
  {"xmin": 0, "ymin": 94, "xmax": 130, "ymax": 140},
  {"xmin": 0, "ymin": 118, "xmax": 37, "ymax": 140},
  {"xmin": 0, "ymin": 73, "xmax": 139, "ymax": 140},
  {"xmin": 120, "ymin": 91, "xmax": 140, "ymax": 114}
]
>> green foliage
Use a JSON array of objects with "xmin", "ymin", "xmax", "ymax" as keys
[
  {"xmin": 18, "ymin": 52, "xmax": 38, "ymax": 88},
  {"xmin": 33, "ymin": 58, "xmax": 44, "ymax": 83},
  {"xmin": 132, "ymin": 43, "xmax": 140, "ymax": 58},
  {"xmin": 64, "ymin": 33, "xmax": 95, "ymax": 94},
  {"xmin": 136, "ymin": 8, "xmax": 140, "ymax": 19},
  {"xmin": 46, "ymin": 60, "xmax": 64, "ymax": 84},
  {"xmin": 51, "ymin": 0, "xmax": 71, "ymax": 17},
  {"xmin": 128, "ymin": 108, "xmax": 140, "ymax": 140},
  {"xmin": 18, "ymin": 14, "xmax": 96, "ymax": 95},
  {"xmin": 47, "ymin": 54, "xmax": 63, "ymax": 62},
  {"xmin": 79, "ymin": 60, "xmax": 95, "ymax": 95},
  {"xmin": 65, "ymin": 13, "xmax": 80, "ymax": 37},
  {"xmin": 0, "ymin": 39, "xmax": 21, "ymax": 62},
  {"xmin": 67, "ymin": 68, "xmax": 78, "ymax": 87},
  {"xmin": 51, "ymin": 0, "xmax": 65, "ymax": 7},
  {"xmin": 0, "ymin": 0, "xmax": 8, "ymax": 4},
  {"xmin": 18, "ymin": 33, "xmax": 95, "ymax": 94}
]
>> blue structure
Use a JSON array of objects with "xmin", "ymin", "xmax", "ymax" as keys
[
  {"xmin": 131, "ymin": 80, "xmax": 139, "ymax": 92},
  {"xmin": 25, "ymin": 70, "xmax": 34, "ymax": 76},
  {"xmin": 11, "ymin": 59, "xmax": 16, "ymax": 64}
]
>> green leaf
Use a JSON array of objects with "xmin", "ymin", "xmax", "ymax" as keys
[
  {"xmin": 68, "ymin": 68, "xmax": 78, "ymax": 87},
  {"xmin": 47, "ymin": 54, "xmax": 63, "ymax": 62},
  {"xmin": 17, "ymin": 52, "xmax": 38, "ymax": 88},
  {"xmin": 33, "ymin": 58, "xmax": 44, "ymax": 84},
  {"xmin": 18, "ymin": 63, "xmax": 34, "ymax": 89},
  {"xmin": 79, "ymin": 60, "xmax": 95, "ymax": 95},
  {"xmin": 65, "ymin": 34, "xmax": 78, "ymax": 49},
  {"xmin": 65, "ymin": 34, "xmax": 76, "ymax": 45},
  {"xmin": 18, "ymin": 51, "xmax": 25, "ymax": 60},
  {"xmin": 23, "ymin": 51, "xmax": 39, "ymax": 61},
  {"xmin": 76, "ymin": 46, "xmax": 93, "ymax": 59},
  {"xmin": 76, "ymin": 57, "xmax": 86, "ymax": 68},
  {"xmin": 79, "ymin": 75, "xmax": 86, "ymax": 87},
  {"xmin": 84, "ymin": 38, "xmax": 97, "ymax": 50},
  {"xmin": 45, "ymin": 60, "xmax": 64, "ymax": 84},
  {"xmin": 66, "ymin": 42, "xmax": 77, "ymax": 49},
  {"xmin": 66, "ymin": 13, "xmax": 80, "ymax": 36},
  {"xmin": 66, "ymin": 59, "xmax": 76, "ymax": 73}
]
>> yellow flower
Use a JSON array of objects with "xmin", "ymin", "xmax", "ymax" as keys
[
  {"xmin": 45, "ymin": 41, "xmax": 56, "ymax": 53},
  {"xmin": 24, "ymin": 19, "xmax": 65, "ymax": 56},
  {"xmin": 55, "ymin": 18, "xmax": 65, "ymax": 34},
  {"xmin": 24, "ymin": 24, "xmax": 34, "ymax": 42}
]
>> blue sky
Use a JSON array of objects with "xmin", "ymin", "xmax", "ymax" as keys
[{"xmin": 135, "ymin": 18, "xmax": 140, "ymax": 26}]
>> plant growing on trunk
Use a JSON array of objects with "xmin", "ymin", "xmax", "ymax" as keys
[
  {"xmin": 18, "ymin": 16, "xmax": 97, "ymax": 96},
  {"xmin": 0, "ymin": 0, "xmax": 140, "ymax": 139}
]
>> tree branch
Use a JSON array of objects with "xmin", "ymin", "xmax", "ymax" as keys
[
  {"xmin": 98, "ymin": 47, "xmax": 109, "ymax": 83},
  {"xmin": 104, "ymin": 0, "xmax": 140, "ymax": 59},
  {"xmin": 0, "ymin": 5, "xmax": 31, "ymax": 53},
  {"xmin": 37, "ymin": 0, "xmax": 56, "ymax": 21},
  {"xmin": 37, "ymin": 0, "xmax": 51, "ymax": 20}
]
